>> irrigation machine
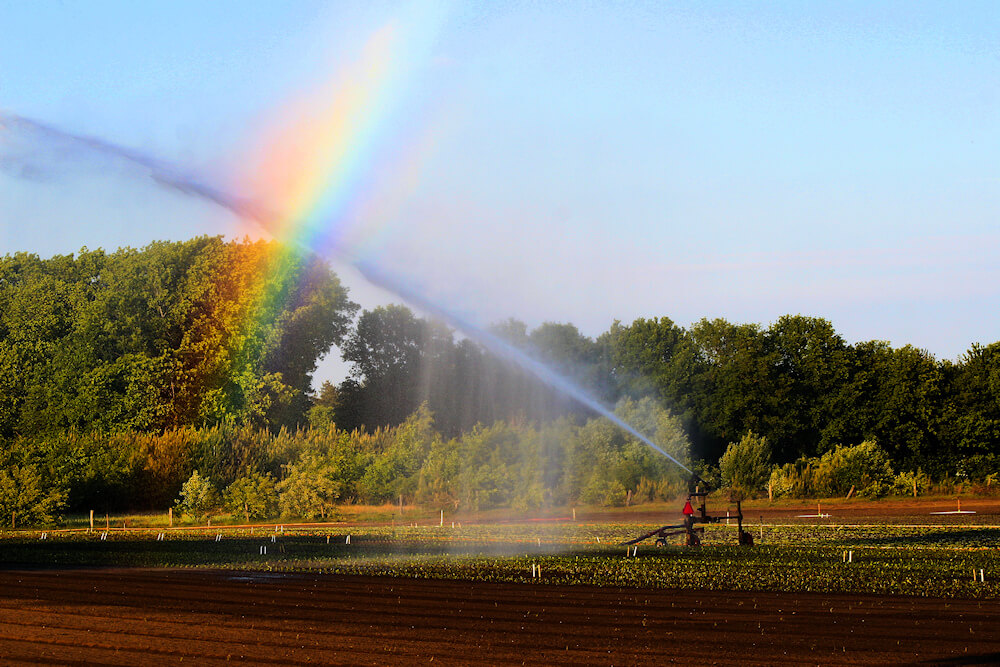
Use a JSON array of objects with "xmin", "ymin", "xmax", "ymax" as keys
[{"xmin": 625, "ymin": 475, "xmax": 755, "ymax": 547}]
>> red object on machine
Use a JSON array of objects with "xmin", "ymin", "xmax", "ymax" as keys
[{"xmin": 682, "ymin": 500, "xmax": 694, "ymax": 515}]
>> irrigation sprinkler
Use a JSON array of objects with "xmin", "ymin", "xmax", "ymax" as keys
[{"xmin": 625, "ymin": 474, "xmax": 754, "ymax": 548}]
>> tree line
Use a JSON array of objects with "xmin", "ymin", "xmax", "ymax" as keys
[
  {"xmin": 2, "ymin": 238, "xmax": 999, "ymax": 523},
  {"xmin": 331, "ymin": 307, "xmax": 1000, "ymax": 479}
]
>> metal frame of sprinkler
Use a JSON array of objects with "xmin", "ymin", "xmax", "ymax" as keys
[{"xmin": 625, "ymin": 475, "xmax": 754, "ymax": 547}]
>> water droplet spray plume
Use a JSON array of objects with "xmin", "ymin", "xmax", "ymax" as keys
[{"xmin": 0, "ymin": 112, "xmax": 693, "ymax": 476}]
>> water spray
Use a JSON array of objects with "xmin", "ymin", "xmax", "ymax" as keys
[{"xmin": 0, "ymin": 111, "xmax": 692, "ymax": 475}]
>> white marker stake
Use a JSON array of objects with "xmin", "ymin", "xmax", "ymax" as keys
[
  {"xmin": 440, "ymin": 510, "xmax": 444, "ymax": 527},
  {"xmin": 980, "ymin": 569, "xmax": 985, "ymax": 582},
  {"xmin": 346, "ymin": 534, "xmax": 351, "ymax": 545},
  {"xmin": 532, "ymin": 564, "xmax": 536, "ymax": 578}
]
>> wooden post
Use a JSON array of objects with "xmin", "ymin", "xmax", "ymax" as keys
[
  {"xmin": 169, "ymin": 508, "xmax": 173, "ymax": 527},
  {"xmin": 846, "ymin": 485, "xmax": 855, "ymax": 499},
  {"xmin": 768, "ymin": 481, "xmax": 773, "ymax": 501},
  {"xmin": 439, "ymin": 510, "xmax": 444, "ymax": 527},
  {"xmin": 105, "ymin": 514, "xmax": 109, "ymax": 530},
  {"xmin": 399, "ymin": 494, "xmax": 403, "ymax": 516},
  {"xmin": 913, "ymin": 479, "xmax": 918, "ymax": 498},
  {"xmin": 89, "ymin": 509, "xmax": 94, "ymax": 531},
  {"xmin": 572, "ymin": 507, "xmax": 576, "ymax": 521}
]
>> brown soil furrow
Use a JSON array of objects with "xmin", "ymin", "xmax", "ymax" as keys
[{"xmin": 2, "ymin": 569, "xmax": 1000, "ymax": 665}]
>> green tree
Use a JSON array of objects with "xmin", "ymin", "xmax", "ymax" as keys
[
  {"xmin": 0, "ymin": 464, "xmax": 66, "ymax": 528},
  {"xmin": 339, "ymin": 304, "xmax": 425, "ymax": 429},
  {"xmin": 277, "ymin": 452, "xmax": 342, "ymax": 519},
  {"xmin": 224, "ymin": 470, "xmax": 278, "ymax": 522},
  {"xmin": 174, "ymin": 470, "xmax": 218, "ymax": 521}
]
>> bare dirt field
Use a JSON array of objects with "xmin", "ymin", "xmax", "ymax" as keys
[{"xmin": 1, "ymin": 568, "xmax": 999, "ymax": 665}]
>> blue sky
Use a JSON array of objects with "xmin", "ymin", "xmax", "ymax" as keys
[{"xmin": 1, "ymin": 1, "xmax": 998, "ymax": 386}]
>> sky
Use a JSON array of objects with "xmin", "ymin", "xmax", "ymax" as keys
[{"xmin": 1, "ymin": 1, "xmax": 998, "ymax": 388}]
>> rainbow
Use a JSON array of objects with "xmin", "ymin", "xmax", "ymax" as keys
[{"xmin": 243, "ymin": 2, "xmax": 450, "ymax": 266}]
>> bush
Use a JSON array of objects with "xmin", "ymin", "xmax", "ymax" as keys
[
  {"xmin": 768, "ymin": 442, "xmax": 894, "ymax": 499},
  {"xmin": 174, "ymin": 470, "xmax": 218, "ymax": 521},
  {"xmin": 224, "ymin": 470, "xmax": 278, "ymax": 521},
  {"xmin": 719, "ymin": 431, "xmax": 771, "ymax": 500},
  {"xmin": 277, "ymin": 452, "xmax": 342, "ymax": 519},
  {"xmin": 813, "ymin": 441, "xmax": 894, "ymax": 498},
  {"xmin": 769, "ymin": 460, "xmax": 811, "ymax": 499},
  {"xmin": 892, "ymin": 469, "xmax": 930, "ymax": 497},
  {"xmin": 0, "ymin": 464, "xmax": 66, "ymax": 528}
]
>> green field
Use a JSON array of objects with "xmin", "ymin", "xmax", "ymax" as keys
[{"xmin": 3, "ymin": 520, "xmax": 999, "ymax": 599}]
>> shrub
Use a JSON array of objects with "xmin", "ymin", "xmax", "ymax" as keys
[
  {"xmin": 224, "ymin": 470, "xmax": 278, "ymax": 522},
  {"xmin": 0, "ymin": 464, "xmax": 66, "ymax": 528},
  {"xmin": 813, "ymin": 441, "xmax": 894, "ymax": 498},
  {"xmin": 719, "ymin": 431, "xmax": 771, "ymax": 500},
  {"xmin": 769, "ymin": 442, "xmax": 894, "ymax": 499},
  {"xmin": 892, "ymin": 469, "xmax": 930, "ymax": 497},
  {"xmin": 174, "ymin": 470, "xmax": 218, "ymax": 521},
  {"xmin": 277, "ymin": 452, "xmax": 341, "ymax": 519}
]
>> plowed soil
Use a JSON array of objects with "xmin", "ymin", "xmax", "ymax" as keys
[{"xmin": 1, "ymin": 569, "xmax": 999, "ymax": 665}]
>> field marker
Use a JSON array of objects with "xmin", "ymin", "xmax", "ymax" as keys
[
  {"xmin": 797, "ymin": 502, "xmax": 830, "ymax": 518},
  {"xmin": 326, "ymin": 535, "xmax": 330, "ymax": 544},
  {"xmin": 931, "ymin": 499, "xmax": 975, "ymax": 515},
  {"xmin": 157, "ymin": 533, "xmax": 165, "ymax": 541},
  {"xmin": 260, "ymin": 545, "xmax": 267, "ymax": 555},
  {"xmin": 100, "ymin": 532, "xmax": 108, "ymax": 541},
  {"xmin": 215, "ymin": 534, "xmax": 222, "ymax": 542},
  {"xmin": 271, "ymin": 535, "xmax": 276, "ymax": 543},
  {"xmin": 346, "ymin": 534, "xmax": 351, "ymax": 545}
]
